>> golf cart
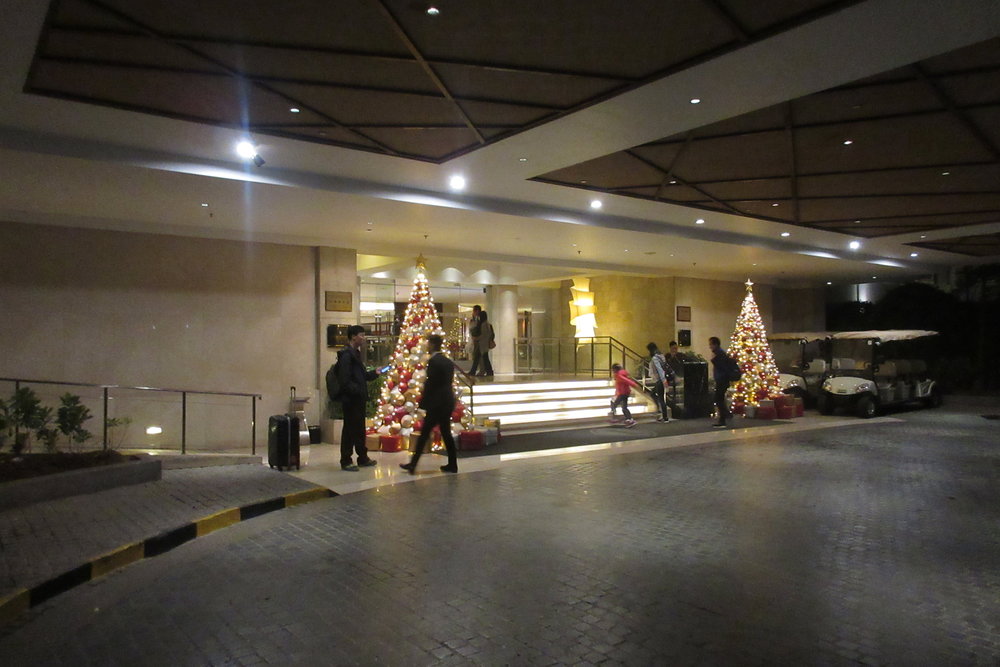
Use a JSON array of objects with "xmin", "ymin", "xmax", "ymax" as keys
[
  {"xmin": 768, "ymin": 332, "xmax": 831, "ymax": 405},
  {"xmin": 818, "ymin": 330, "xmax": 942, "ymax": 418}
]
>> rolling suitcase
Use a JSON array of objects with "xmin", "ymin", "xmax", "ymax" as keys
[{"xmin": 268, "ymin": 414, "xmax": 301, "ymax": 470}]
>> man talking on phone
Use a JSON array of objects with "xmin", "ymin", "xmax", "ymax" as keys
[{"xmin": 336, "ymin": 325, "xmax": 383, "ymax": 471}]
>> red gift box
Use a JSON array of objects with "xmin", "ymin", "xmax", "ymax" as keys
[
  {"xmin": 774, "ymin": 394, "xmax": 790, "ymax": 411},
  {"xmin": 777, "ymin": 405, "xmax": 795, "ymax": 419},
  {"xmin": 459, "ymin": 429, "xmax": 485, "ymax": 451},
  {"xmin": 379, "ymin": 434, "xmax": 403, "ymax": 452},
  {"xmin": 755, "ymin": 405, "xmax": 776, "ymax": 420},
  {"xmin": 795, "ymin": 399, "xmax": 805, "ymax": 417}
]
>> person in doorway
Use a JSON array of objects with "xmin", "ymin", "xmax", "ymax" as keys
[
  {"xmin": 468, "ymin": 304, "xmax": 483, "ymax": 375},
  {"xmin": 708, "ymin": 336, "xmax": 733, "ymax": 429},
  {"xmin": 400, "ymin": 335, "xmax": 458, "ymax": 474},
  {"xmin": 646, "ymin": 342, "xmax": 672, "ymax": 422},
  {"xmin": 337, "ymin": 325, "xmax": 382, "ymax": 470},
  {"xmin": 475, "ymin": 310, "xmax": 495, "ymax": 377},
  {"xmin": 608, "ymin": 363, "xmax": 639, "ymax": 427}
]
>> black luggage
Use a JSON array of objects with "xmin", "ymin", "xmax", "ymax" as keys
[{"xmin": 268, "ymin": 414, "xmax": 301, "ymax": 470}]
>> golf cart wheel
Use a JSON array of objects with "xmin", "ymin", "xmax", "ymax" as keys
[
  {"xmin": 856, "ymin": 395, "xmax": 877, "ymax": 419},
  {"xmin": 817, "ymin": 394, "xmax": 833, "ymax": 416},
  {"xmin": 924, "ymin": 386, "xmax": 943, "ymax": 408}
]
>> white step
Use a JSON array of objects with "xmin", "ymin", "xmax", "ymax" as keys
[{"xmin": 467, "ymin": 379, "xmax": 655, "ymax": 428}]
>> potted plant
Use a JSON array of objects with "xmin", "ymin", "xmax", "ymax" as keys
[
  {"xmin": 10, "ymin": 386, "xmax": 44, "ymax": 455},
  {"xmin": 34, "ymin": 405, "xmax": 61, "ymax": 453}
]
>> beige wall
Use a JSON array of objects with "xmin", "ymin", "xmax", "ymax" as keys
[{"xmin": 0, "ymin": 221, "xmax": 357, "ymax": 451}]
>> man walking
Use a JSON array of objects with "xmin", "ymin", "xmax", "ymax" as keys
[
  {"xmin": 708, "ymin": 336, "xmax": 733, "ymax": 429},
  {"xmin": 337, "ymin": 325, "xmax": 381, "ymax": 470},
  {"xmin": 400, "ymin": 335, "xmax": 458, "ymax": 474}
]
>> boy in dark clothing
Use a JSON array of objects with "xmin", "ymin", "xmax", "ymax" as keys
[
  {"xmin": 708, "ymin": 336, "xmax": 733, "ymax": 428},
  {"xmin": 337, "ymin": 325, "xmax": 382, "ymax": 470}
]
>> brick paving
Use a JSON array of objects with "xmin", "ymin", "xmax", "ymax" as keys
[{"xmin": 1, "ymin": 405, "xmax": 998, "ymax": 665}]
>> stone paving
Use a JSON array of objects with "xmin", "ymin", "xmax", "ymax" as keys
[
  {"xmin": 0, "ymin": 464, "xmax": 321, "ymax": 599},
  {"xmin": 1, "ymin": 405, "xmax": 998, "ymax": 665}
]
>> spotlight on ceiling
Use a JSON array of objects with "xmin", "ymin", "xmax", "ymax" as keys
[
  {"xmin": 690, "ymin": 98, "xmax": 701, "ymax": 104},
  {"xmin": 910, "ymin": 252, "xmax": 919, "ymax": 257},
  {"xmin": 449, "ymin": 175, "xmax": 466, "ymax": 191},
  {"xmin": 780, "ymin": 232, "xmax": 791, "ymax": 237},
  {"xmin": 426, "ymin": 5, "xmax": 440, "ymax": 15},
  {"xmin": 695, "ymin": 218, "xmax": 705, "ymax": 225},
  {"xmin": 590, "ymin": 200, "xmax": 603, "ymax": 210},
  {"xmin": 849, "ymin": 240, "xmax": 861, "ymax": 250},
  {"xmin": 236, "ymin": 140, "xmax": 265, "ymax": 167}
]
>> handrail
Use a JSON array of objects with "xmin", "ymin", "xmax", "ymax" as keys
[
  {"xmin": 0, "ymin": 376, "xmax": 261, "ymax": 454},
  {"xmin": 513, "ymin": 336, "xmax": 649, "ymax": 378}
]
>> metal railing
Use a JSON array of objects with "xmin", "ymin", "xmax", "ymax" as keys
[
  {"xmin": 514, "ymin": 336, "xmax": 648, "ymax": 378},
  {"xmin": 0, "ymin": 377, "xmax": 261, "ymax": 454}
]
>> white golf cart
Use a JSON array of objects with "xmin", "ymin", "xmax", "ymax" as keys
[
  {"xmin": 768, "ymin": 332, "xmax": 831, "ymax": 405},
  {"xmin": 818, "ymin": 330, "xmax": 942, "ymax": 418}
]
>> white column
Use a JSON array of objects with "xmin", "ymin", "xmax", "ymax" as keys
[{"xmin": 488, "ymin": 285, "xmax": 518, "ymax": 375}]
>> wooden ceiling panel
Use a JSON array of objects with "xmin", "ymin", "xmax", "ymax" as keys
[
  {"xmin": 538, "ymin": 152, "xmax": 665, "ymax": 190},
  {"xmin": 688, "ymin": 104, "xmax": 787, "ymax": 138},
  {"xmin": 799, "ymin": 193, "xmax": 1000, "ymax": 224},
  {"xmin": 921, "ymin": 37, "xmax": 1000, "ymax": 73},
  {"xmin": 698, "ymin": 178, "xmax": 793, "ymax": 201},
  {"xmin": 795, "ymin": 113, "xmax": 993, "ymax": 173},
  {"xmin": 730, "ymin": 200, "xmax": 797, "ymax": 221},
  {"xmin": 911, "ymin": 232, "xmax": 1000, "ymax": 256},
  {"xmin": 719, "ymin": 0, "xmax": 860, "ymax": 33},
  {"xmin": 457, "ymin": 100, "xmax": 557, "ymax": 129},
  {"xmin": 792, "ymin": 79, "xmax": 941, "ymax": 125},
  {"xmin": 937, "ymin": 71, "xmax": 1000, "ymax": 107},
  {"xmin": 672, "ymin": 131, "xmax": 790, "ymax": 181},
  {"xmin": 390, "ymin": 0, "xmax": 735, "ymax": 79},
  {"xmin": 42, "ymin": 30, "xmax": 227, "ymax": 74},
  {"xmin": 266, "ymin": 83, "xmax": 465, "ymax": 126},
  {"xmin": 435, "ymin": 63, "xmax": 623, "ymax": 109},
  {"xmin": 798, "ymin": 164, "xmax": 1000, "ymax": 197}
]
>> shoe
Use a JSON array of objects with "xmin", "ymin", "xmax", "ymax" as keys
[
  {"xmin": 624, "ymin": 419, "xmax": 637, "ymax": 428},
  {"xmin": 712, "ymin": 423, "xmax": 728, "ymax": 429},
  {"xmin": 608, "ymin": 410, "xmax": 616, "ymax": 417},
  {"xmin": 440, "ymin": 465, "xmax": 458, "ymax": 473},
  {"xmin": 358, "ymin": 459, "xmax": 377, "ymax": 467},
  {"xmin": 655, "ymin": 416, "xmax": 665, "ymax": 422},
  {"xmin": 399, "ymin": 463, "xmax": 415, "ymax": 475},
  {"xmin": 341, "ymin": 463, "xmax": 359, "ymax": 471}
]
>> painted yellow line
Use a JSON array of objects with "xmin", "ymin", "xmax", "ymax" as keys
[
  {"xmin": 284, "ymin": 487, "xmax": 331, "ymax": 507},
  {"xmin": 195, "ymin": 508, "xmax": 241, "ymax": 537},
  {"xmin": 91, "ymin": 542, "xmax": 145, "ymax": 579},
  {"xmin": 0, "ymin": 588, "xmax": 30, "ymax": 626}
]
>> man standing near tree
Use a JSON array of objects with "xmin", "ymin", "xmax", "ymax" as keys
[
  {"xmin": 709, "ymin": 336, "xmax": 734, "ymax": 429},
  {"xmin": 337, "ymin": 325, "xmax": 382, "ymax": 471}
]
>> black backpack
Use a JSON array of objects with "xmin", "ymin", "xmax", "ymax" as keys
[
  {"xmin": 326, "ymin": 358, "xmax": 342, "ymax": 400},
  {"xmin": 726, "ymin": 356, "xmax": 743, "ymax": 383}
]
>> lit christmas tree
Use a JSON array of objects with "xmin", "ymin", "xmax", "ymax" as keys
[
  {"xmin": 373, "ymin": 256, "xmax": 472, "ymax": 440},
  {"xmin": 729, "ymin": 279, "xmax": 781, "ymax": 407}
]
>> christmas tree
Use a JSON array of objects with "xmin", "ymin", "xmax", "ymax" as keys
[
  {"xmin": 729, "ymin": 280, "xmax": 781, "ymax": 407},
  {"xmin": 373, "ymin": 256, "xmax": 472, "ymax": 439}
]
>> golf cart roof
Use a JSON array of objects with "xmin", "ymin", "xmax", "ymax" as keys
[
  {"xmin": 832, "ymin": 330, "xmax": 939, "ymax": 342},
  {"xmin": 768, "ymin": 332, "xmax": 832, "ymax": 341}
]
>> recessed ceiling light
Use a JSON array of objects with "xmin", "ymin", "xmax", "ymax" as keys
[
  {"xmin": 843, "ymin": 140, "xmax": 853, "ymax": 145},
  {"xmin": 200, "ymin": 203, "xmax": 209, "ymax": 207},
  {"xmin": 872, "ymin": 276, "xmax": 877, "ymax": 279},
  {"xmin": 289, "ymin": 107, "xmax": 300, "ymax": 113},
  {"xmin": 941, "ymin": 171, "xmax": 950, "ymax": 176},
  {"xmin": 590, "ymin": 200, "xmax": 603, "ymax": 210},
  {"xmin": 780, "ymin": 232, "xmax": 791, "ymax": 237},
  {"xmin": 579, "ymin": 180, "xmax": 588, "ymax": 184},
  {"xmin": 771, "ymin": 203, "xmax": 779, "ymax": 207},
  {"xmin": 910, "ymin": 252, "xmax": 918, "ymax": 257},
  {"xmin": 669, "ymin": 180, "xmax": 677, "ymax": 184},
  {"xmin": 827, "ymin": 281, "xmax": 833, "ymax": 285},
  {"xmin": 695, "ymin": 218, "xmax": 705, "ymax": 225},
  {"xmin": 690, "ymin": 98, "xmax": 701, "ymax": 104},
  {"xmin": 518, "ymin": 157, "xmax": 527, "ymax": 162},
  {"xmin": 235, "ymin": 140, "xmax": 257, "ymax": 159},
  {"xmin": 849, "ymin": 240, "xmax": 861, "ymax": 250},
  {"xmin": 571, "ymin": 244, "xmax": 577, "ymax": 247},
  {"xmin": 752, "ymin": 263, "xmax": 757, "ymax": 267},
  {"xmin": 624, "ymin": 249, "xmax": 629, "ymax": 252},
  {"xmin": 920, "ymin": 235, "xmax": 927, "ymax": 239},
  {"xmin": 449, "ymin": 175, "xmax": 466, "ymax": 191},
  {"xmin": 426, "ymin": 6, "xmax": 440, "ymax": 15},
  {"xmin": 854, "ymin": 219, "xmax": 861, "ymax": 224}
]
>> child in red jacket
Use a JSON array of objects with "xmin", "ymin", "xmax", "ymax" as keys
[{"xmin": 609, "ymin": 363, "xmax": 639, "ymax": 427}]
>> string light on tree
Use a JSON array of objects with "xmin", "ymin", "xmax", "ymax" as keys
[
  {"xmin": 729, "ymin": 279, "xmax": 781, "ymax": 407},
  {"xmin": 373, "ymin": 256, "xmax": 473, "ymax": 443}
]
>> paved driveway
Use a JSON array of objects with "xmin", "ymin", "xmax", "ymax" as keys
[{"xmin": 1, "ymin": 405, "xmax": 998, "ymax": 665}]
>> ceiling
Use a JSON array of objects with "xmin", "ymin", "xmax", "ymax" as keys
[{"xmin": 1, "ymin": 0, "xmax": 999, "ymax": 289}]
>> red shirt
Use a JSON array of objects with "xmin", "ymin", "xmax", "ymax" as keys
[{"xmin": 614, "ymin": 368, "xmax": 638, "ymax": 397}]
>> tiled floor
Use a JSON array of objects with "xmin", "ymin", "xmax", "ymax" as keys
[{"xmin": 1, "ymin": 405, "xmax": 998, "ymax": 665}]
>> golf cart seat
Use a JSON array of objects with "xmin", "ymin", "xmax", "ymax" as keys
[
  {"xmin": 909, "ymin": 359, "xmax": 927, "ymax": 375},
  {"xmin": 831, "ymin": 358, "xmax": 855, "ymax": 371},
  {"xmin": 876, "ymin": 361, "xmax": 897, "ymax": 378},
  {"xmin": 894, "ymin": 359, "xmax": 912, "ymax": 376},
  {"xmin": 804, "ymin": 358, "xmax": 827, "ymax": 374}
]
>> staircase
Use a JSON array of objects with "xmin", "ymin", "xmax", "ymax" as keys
[{"xmin": 469, "ymin": 378, "xmax": 656, "ymax": 430}]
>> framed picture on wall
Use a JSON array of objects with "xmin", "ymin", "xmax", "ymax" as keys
[{"xmin": 676, "ymin": 305, "xmax": 691, "ymax": 322}]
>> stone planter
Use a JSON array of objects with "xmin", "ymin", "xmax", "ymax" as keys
[
  {"xmin": 321, "ymin": 419, "xmax": 343, "ymax": 444},
  {"xmin": 0, "ymin": 456, "xmax": 162, "ymax": 511}
]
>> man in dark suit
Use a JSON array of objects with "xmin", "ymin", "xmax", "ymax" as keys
[
  {"xmin": 400, "ymin": 334, "xmax": 458, "ymax": 474},
  {"xmin": 337, "ymin": 325, "xmax": 381, "ymax": 471}
]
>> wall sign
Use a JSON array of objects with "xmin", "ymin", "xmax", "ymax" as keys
[
  {"xmin": 325, "ymin": 291, "xmax": 353, "ymax": 312},
  {"xmin": 676, "ymin": 305, "xmax": 691, "ymax": 322}
]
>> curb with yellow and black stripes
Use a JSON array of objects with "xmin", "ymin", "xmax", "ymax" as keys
[{"xmin": 0, "ymin": 486, "xmax": 335, "ymax": 626}]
